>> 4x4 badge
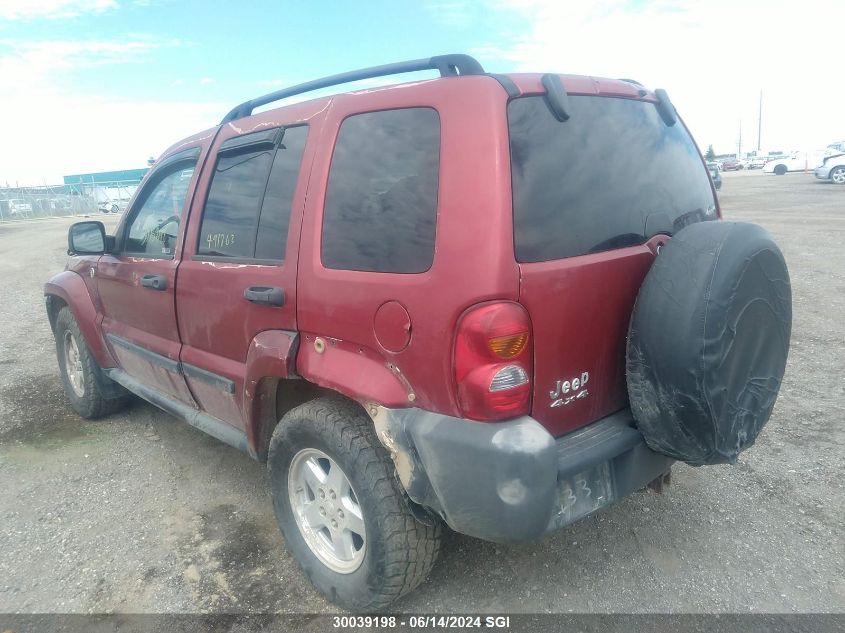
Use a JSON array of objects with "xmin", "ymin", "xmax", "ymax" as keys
[{"xmin": 550, "ymin": 372, "xmax": 589, "ymax": 408}]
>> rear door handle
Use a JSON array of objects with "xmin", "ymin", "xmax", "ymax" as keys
[
  {"xmin": 244, "ymin": 286, "xmax": 285, "ymax": 307},
  {"xmin": 140, "ymin": 274, "xmax": 167, "ymax": 291}
]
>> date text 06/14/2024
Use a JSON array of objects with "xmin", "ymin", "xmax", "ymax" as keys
[{"xmin": 332, "ymin": 615, "xmax": 512, "ymax": 629}]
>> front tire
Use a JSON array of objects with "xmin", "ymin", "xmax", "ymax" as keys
[
  {"xmin": 268, "ymin": 397, "xmax": 442, "ymax": 611},
  {"xmin": 831, "ymin": 166, "xmax": 845, "ymax": 185},
  {"xmin": 54, "ymin": 307, "xmax": 127, "ymax": 419},
  {"xmin": 773, "ymin": 164, "xmax": 787, "ymax": 175}
]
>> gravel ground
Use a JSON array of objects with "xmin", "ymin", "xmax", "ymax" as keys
[{"xmin": 0, "ymin": 171, "xmax": 842, "ymax": 615}]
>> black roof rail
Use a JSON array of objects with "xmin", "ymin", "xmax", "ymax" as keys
[{"xmin": 220, "ymin": 54, "xmax": 485, "ymax": 124}]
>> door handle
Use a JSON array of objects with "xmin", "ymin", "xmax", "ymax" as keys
[
  {"xmin": 244, "ymin": 286, "xmax": 285, "ymax": 307},
  {"xmin": 140, "ymin": 274, "xmax": 167, "ymax": 291}
]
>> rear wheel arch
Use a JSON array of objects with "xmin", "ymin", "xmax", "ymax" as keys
[{"xmin": 251, "ymin": 376, "xmax": 356, "ymax": 462}]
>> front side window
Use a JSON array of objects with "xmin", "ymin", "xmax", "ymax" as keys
[
  {"xmin": 321, "ymin": 107, "xmax": 440, "ymax": 273},
  {"xmin": 509, "ymin": 95, "xmax": 717, "ymax": 263},
  {"xmin": 125, "ymin": 165, "xmax": 195, "ymax": 257}
]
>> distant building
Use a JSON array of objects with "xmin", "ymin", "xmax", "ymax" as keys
[{"xmin": 63, "ymin": 168, "xmax": 149, "ymax": 203}]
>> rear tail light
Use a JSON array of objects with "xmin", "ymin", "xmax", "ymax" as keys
[{"xmin": 454, "ymin": 302, "xmax": 532, "ymax": 421}]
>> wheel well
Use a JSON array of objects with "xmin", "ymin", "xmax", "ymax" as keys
[
  {"xmin": 45, "ymin": 294, "xmax": 68, "ymax": 333},
  {"xmin": 253, "ymin": 377, "xmax": 363, "ymax": 462}
]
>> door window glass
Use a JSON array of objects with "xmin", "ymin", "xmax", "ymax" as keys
[
  {"xmin": 255, "ymin": 126, "xmax": 309, "ymax": 261},
  {"xmin": 125, "ymin": 165, "xmax": 195, "ymax": 257},
  {"xmin": 197, "ymin": 149, "xmax": 274, "ymax": 259}
]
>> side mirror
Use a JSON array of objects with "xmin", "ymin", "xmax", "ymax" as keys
[{"xmin": 68, "ymin": 221, "xmax": 108, "ymax": 256}]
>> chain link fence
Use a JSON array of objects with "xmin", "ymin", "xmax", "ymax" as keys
[{"xmin": 0, "ymin": 180, "xmax": 139, "ymax": 222}]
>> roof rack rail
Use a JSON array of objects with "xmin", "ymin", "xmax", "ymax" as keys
[{"xmin": 220, "ymin": 54, "xmax": 485, "ymax": 124}]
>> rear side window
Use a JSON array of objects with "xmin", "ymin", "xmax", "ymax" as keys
[
  {"xmin": 509, "ymin": 95, "xmax": 716, "ymax": 263},
  {"xmin": 321, "ymin": 108, "xmax": 440, "ymax": 273},
  {"xmin": 197, "ymin": 126, "xmax": 308, "ymax": 261}
]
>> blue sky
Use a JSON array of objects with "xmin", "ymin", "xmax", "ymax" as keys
[
  {"xmin": 5, "ymin": 1, "xmax": 524, "ymax": 101},
  {"xmin": 2, "ymin": 0, "xmax": 843, "ymax": 183}
]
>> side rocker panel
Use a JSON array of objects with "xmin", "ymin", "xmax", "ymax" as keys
[{"xmin": 44, "ymin": 271, "xmax": 116, "ymax": 369}]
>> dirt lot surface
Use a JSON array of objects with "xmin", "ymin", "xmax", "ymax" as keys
[{"xmin": 0, "ymin": 171, "xmax": 842, "ymax": 615}]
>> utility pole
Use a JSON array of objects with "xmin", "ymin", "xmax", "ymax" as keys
[
  {"xmin": 738, "ymin": 120, "xmax": 742, "ymax": 158},
  {"xmin": 757, "ymin": 90, "xmax": 762, "ymax": 152}
]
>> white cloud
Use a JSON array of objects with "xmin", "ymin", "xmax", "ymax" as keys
[
  {"xmin": 199, "ymin": 76, "xmax": 214, "ymax": 85},
  {"xmin": 0, "ymin": 37, "xmax": 223, "ymax": 184},
  {"xmin": 0, "ymin": 0, "xmax": 118, "ymax": 20},
  {"xmin": 474, "ymin": 0, "xmax": 845, "ymax": 154},
  {"xmin": 0, "ymin": 37, "xmax": 178, "ymax": 87}
]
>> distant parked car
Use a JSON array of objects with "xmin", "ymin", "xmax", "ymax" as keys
[
  {"xmin": 707, "ymin": 162, "xmax": 722, "ymax": 190},
  {"xmin": 814, "ymin": 152, "xmax": 845, "ymax": 185},
  {"xmin": 720, "ymin": 159, "xmax": 743, "ymax": 171},
  {"xmin": 98, "ymin": 201, "xmax": 121, "ymax": 214},
  {"xmin": 51, "ymin": 198, "xmax": 73, "ymax": 212},
  {"xmin": 6, "ymin": 199, "xmax": 33, "ymax": 218},
  {"xmin": 764, "ymin": 152, "xmax": 821, "ymax": 175}
]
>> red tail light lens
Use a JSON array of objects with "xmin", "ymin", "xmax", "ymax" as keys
[{"xmin": 454, "ymin": 302, "xmax": 532, "ymax": 421}]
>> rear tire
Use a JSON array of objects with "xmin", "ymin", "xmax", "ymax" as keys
[
  {"xmin": 773, "ymin": 164, "xmax": 787, "ymax": 175},
  {"xmin": 831, "ymin": 166, "xmax": 845, "ymax": 185},
  {"xmin": 268, "ymin": 397, "xmax": 442, "ymax": 611},
  {"xmin": 54, "ymin": 307, "xmax": 127, "ymax": 419}
]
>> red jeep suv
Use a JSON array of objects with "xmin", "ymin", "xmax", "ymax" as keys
[{"xmin": 45, "ymin": 55, "xmax": 792, "ymax": 610}]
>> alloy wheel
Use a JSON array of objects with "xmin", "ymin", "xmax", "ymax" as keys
[
  {"xmin": 63, "ymin": 330, "xmax": 85, "ymax": 397},
  {"xmin": 288, "ymin": 448, "xmax": 366, "ymax": 573}
]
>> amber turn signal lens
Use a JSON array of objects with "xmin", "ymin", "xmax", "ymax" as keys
[{"xmin": 488, "ymin": 332, "xmax": 528, "ymax": 359}]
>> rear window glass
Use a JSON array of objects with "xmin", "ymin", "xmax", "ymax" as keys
[
  {"xmin": 509, "ymin": 95, "xmax": 716, "ymax": 263},
  {"xmin": 321, "ymin": 107, "xmax": 440, "ymax": 273}
]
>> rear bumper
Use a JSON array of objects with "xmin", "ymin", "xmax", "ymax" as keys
[{"xmin": 372, "ymin": 407, "xmax": 673, "ymax": 543}]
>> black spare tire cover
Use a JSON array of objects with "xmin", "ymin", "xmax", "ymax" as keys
[{"xmin": 627, "ymin": 221, "xmax": 792, "ymax": 466}]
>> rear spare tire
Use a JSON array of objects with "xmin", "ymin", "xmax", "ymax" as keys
[{"xmin": 627, "ymin": 222, "xmax": 791, "ymax": 465}]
